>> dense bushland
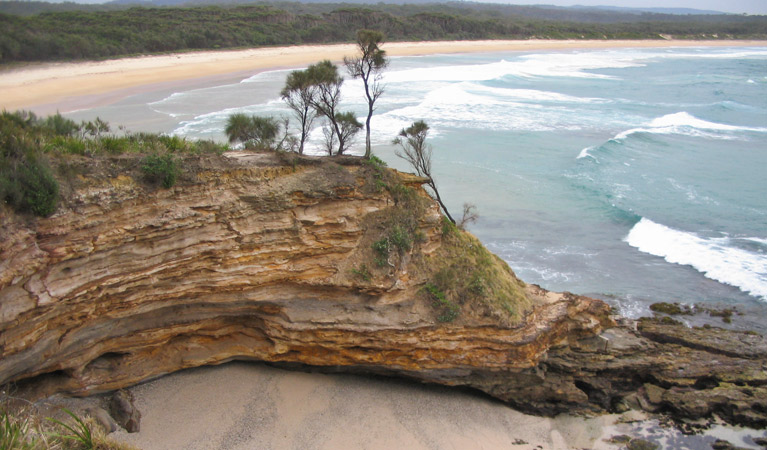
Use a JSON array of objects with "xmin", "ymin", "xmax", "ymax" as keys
[{"xmin": 1, "ymin": 2, "xmax": 765, "ymax": 64}]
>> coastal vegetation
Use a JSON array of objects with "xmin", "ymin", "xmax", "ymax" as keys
[
  {"xmin": 224, "ymin": 113, "xmax": 288, "ymax": 151},
  {"xmin": 256, "ymin": 33, "xmax": 384, "ymax": 157},
  {"xmin": 344, "ymin": 29, "xmax": 388, "ymax": 159},
  {"xmin": 0, "ymin": 110, "xmax": 226, "ymax": 216},
  {"xmin": 393, "ymin": 120, "xmax": 455, "ymax": 223},
  {"xmin": 0, "ymin": 108, "xmax": 520, "ymax": 326},
  {"xmin": 0, "ymin": 406, "xmax": 137, "ymax": 450},
  {"xmin": 1, "ymin": 1, "xmax": 766, "ymax": 64},
  {"xmin": 280, "ymin": 70, "xmax": 317, "ymax": 155}
]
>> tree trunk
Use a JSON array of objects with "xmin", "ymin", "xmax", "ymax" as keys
[
  {"xmin": 333, "ymin": 118, "xmax": 344, "ymax": 155},
  {"xmin": 428, "ymin": 180, "xmax": 455, "ymax": 224},
  {"xmin": 364, "ymin": 103, "xmax": 373, "ymax": 159}
]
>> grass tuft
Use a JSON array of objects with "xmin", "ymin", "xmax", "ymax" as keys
[{"xmin": 47, "ymin": 409, "xmax": 94, "ymax": 449}]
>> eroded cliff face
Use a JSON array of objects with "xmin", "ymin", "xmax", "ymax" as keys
[
  {"xmin": 2, "ymin": 151, "xmax": 765, "ymax": 428},
  {"xmin": 0, "ymin": 152, "xmax": 611, "ymax": 398}
]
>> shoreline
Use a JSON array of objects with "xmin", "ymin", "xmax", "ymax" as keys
[
  {"xmin": 105, "ymin": 361, "xmax": 765, "ymax": 450},
  {"xmin": 2, "ymin": 39, "xmax": 767, "ymax": 113}
]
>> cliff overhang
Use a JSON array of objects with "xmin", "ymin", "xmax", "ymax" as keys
[{"xmin": 1, "ymin": 151, "xmax": 765, "ymax": 428}]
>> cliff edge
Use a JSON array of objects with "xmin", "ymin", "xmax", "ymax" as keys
[{"xmin": 1, "ymin": 152, "xmax": 765, "ymax": 427}]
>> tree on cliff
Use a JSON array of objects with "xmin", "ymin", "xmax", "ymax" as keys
[
  {"xmin": 225, "ymin": 113, "xmax": 280, "ymax": 149},
  {"xmin": 225, "ymin": 114, "xmax": 297, "ymax": 151},
  {"xmin": 344, "ymin": 29, "xmax": 389, "ymax": 160},
  {"xmin": 280, "ymin": 69, "xmax": 317, "ymax": 155},
  {"xmin": 393, "ymin": 120, "xmax": 455, "ymax": 224},
  {"xmin": 305, "ymin": 60, "xmax": 361, "ymax": 156}
]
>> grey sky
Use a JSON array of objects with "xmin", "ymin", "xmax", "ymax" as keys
[{"xmin": 484, "ymin": 0, "xmax": 766, "ymax": 15}]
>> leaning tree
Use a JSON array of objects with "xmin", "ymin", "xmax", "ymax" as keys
[{"xmin": 393, "ymin": 120, "xmax": 455, "ymax": 224}]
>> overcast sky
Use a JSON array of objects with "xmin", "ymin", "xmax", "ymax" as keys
[{"xmin": 486, "ymin": 0, "xmax": 766, "ymax": 15}]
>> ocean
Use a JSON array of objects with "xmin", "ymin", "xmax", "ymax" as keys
[{"xmin": 66, "ymin": 46, "xmax": 767, "ymax": 330}]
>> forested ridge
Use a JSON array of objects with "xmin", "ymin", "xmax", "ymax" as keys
[{"xmin": 1, "ymin": 1, "xmax": 766, "ymax": 64}]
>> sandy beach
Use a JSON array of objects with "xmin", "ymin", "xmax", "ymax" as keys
[
  {"xmin": 2, "ymin": 39, "xmax": 767, "ymax": 113},
  {"xmin": 105, "ymin": 362, "xmax": 765, "ymax": 450},
  {"xmin": 109, "ymin": 362, "xmax": 631, "ymax": 450}
]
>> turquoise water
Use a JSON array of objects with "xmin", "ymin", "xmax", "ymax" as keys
[{"xmin": 67, "ymin": 46, "xmax": 767, "ymax": 326}]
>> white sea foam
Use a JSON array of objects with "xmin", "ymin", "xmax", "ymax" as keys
[
  {"xmin": 740, "ymin": 237, "xmax": 767, "ymax": 246},
  {"xmin": 654, "ymin": 49, "xmax": 767, "ymax": 60},
  {"xmin": 625, "ymin": 218, "xmax": 767, "ymax": 301},
  {"xmin": 239, "ymin": 68, "xmax": 294, "ymax": 83},
  {"xmin": 148, "ymin": 92, "xmax": 186, "ymax": 106},
  {"xmin": 171, "ymin": 105, "xmax": 265, "ymax": 137},
  {"xmin": 578, "ymin": 112, "xmax": 767, "ymax": 157},
  {"xmin": 382, "ymin": 51, "xmax": 644, "ymax": 84},
  {"xmin": 577, "ymin": 146, "xmax": 597, "ymax": 160},
  {"xmin": 466, "ymin": 85, "xmax": 608, "ymax": 104},
  {"xmin": 381, "ymin": 83, "xmax": 593, "ymax": 132},
  {"xmin": 647, "ymin": 112, "xmax": 767, "ymax": 132}
]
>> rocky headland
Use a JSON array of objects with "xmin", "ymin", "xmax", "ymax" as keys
[{"xmin": 1, "ymin": 151, "xmax": 766, "ymax": 433}]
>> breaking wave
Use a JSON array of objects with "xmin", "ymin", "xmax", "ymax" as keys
[{"xmin": 625, "ymin": 218, "xmax": 767, "ymax": 301}]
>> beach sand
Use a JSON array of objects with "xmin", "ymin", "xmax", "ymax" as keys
[
  {"xmin": 110, "ymin": 361, "xmax": 629, "ymax": 450},
  {"xmin": 2, "ymin": 39, "xmax": 767, "ymax": 113}
]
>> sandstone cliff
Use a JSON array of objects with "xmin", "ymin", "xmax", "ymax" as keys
[{"xmin": 1, "ymin": 151, "xmax": 765, "ymax": 428}]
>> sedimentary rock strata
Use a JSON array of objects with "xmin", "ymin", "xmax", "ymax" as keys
[{"xmin": 1, "ymin": 151, "xmax": 765, "ymax": 427}]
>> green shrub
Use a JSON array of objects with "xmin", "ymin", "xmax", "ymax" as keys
[
  {"xmin": 367, "ymin": 155, "xmax": 387, "ymax": 169},
  {"xmin": 388, "ymin": 225, "xmax": 412, "ymax": 252},
  {"xmin": 192, "ymin": 140, "xmax": 227, "ymax": 155},
  {"xmin": 468, "ymin": 274, "xmax": 486, "ymax": 295},
  {"xmin": 441, "ymin": 216, "xmax": 457, "ymax": 236},
  {"xmin": 363, "ymin": 154, "xmax": 390, "ymax": 193},
  {"xmin": 43, "ymin": 113, "xmax": 80, "ymax": 136},
  {"xmin": 372, "ymin": 237, "xmax": 390, "ymax": 267},
  {"xmin": 425, "ymin": 283, "xmax": 460, "ymax": 322},
  {"xmin": 141, "ymin": 153, "xmax": 178, "ymax": 188},
  {"xmin": 225, "ymin": 114, "xmax": 280, "ymax": 149},
  {"xmin": 18, "ymin": 159, "xmax": 59, "ymax": 216},
  {"xmin": 1, "ymin": 154, "xmax": 59, "ymax": 217},
  {"xmin": 158, "ymin": 134, "xmax": 186, "ymax": 152},
  {"xmin": 99, "ymin": 136, "xmax": 132, "ymax": 155},
  {"xmin": 46, "ymin": 136, "xmax": 87, "ymax": 155},
  {"xmin": 350, "ymin": 264, "xmax": 372, "ymax": 282}
]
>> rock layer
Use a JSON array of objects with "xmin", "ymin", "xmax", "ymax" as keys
[{"xmin": 1, "ymin": 152, "xmax": 765, "ymax": 427}]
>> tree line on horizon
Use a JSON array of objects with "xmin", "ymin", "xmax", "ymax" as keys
[{"xmin": 1, "ymin": 2, "xmax": 766, "ymax": 64}]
